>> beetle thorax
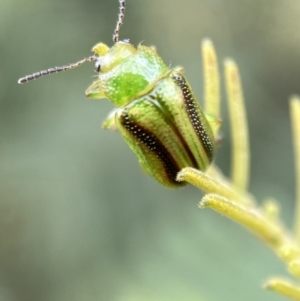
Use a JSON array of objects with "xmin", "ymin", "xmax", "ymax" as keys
[{"xmin": 89, "ymin": 41, "xmax": 170, "ymax": 107}]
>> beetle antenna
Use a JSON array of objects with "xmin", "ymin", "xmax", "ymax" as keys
[
  {"xmin": 18, "ymin": 55, "xmax": 98, "ymax": 84},
  {"xmin": 113, "ymin": 0, "xmax": 126, "ymax": 43}
]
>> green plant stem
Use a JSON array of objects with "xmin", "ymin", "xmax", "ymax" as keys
[
  {"xmin": 177, "ymin": 167, "xmax": 254, "ymax": 206},
  {"xmin": 264, "ymin": 278, "xmax": 300, "ymax": 301},
  {"xmin": 200, "ymin": 194, "xmax": 300, "ymax": 265},
  {"xmin": 202, "ymin": 39, "xmax": 220, "ymax": 118},
  {"xmin": 224, "ymin": 59, "xmax": 250, "ymax": 192},
  {"xmin": 290, "ymin": 96, "xmax": 300, "ymax": 244}
]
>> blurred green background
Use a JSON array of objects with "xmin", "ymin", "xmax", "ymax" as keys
[{"xmin": 1, "ymin": 0, "xmax": 300, "ymax": 300}]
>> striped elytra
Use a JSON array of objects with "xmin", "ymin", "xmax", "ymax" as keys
[
  {"xmin": 114, "ymin": 71, "xmax": 215, "ymax": 187},
  {"xmin": 119, "ymin": 111, "xmax": 182, "ymax": 185},
  {"xmin": 172, "ymin": 73, "xmax": 214, "ymax": 162}
]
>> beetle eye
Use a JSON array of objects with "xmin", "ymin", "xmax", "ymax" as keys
[
  {"xmin": 122, "ymin": 38, "xmax": 132, "ymax": 44},
  {"xmin": 94, "ymin": 60, "xmax": 101, "ymax": 73}
]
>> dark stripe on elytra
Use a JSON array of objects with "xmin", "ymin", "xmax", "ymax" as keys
[
  {"xmin": 172, "ymin": 73, "xmax": 214, "ymax": 162},
  {"xmin": 120, "ymin": 111, "xmax": 183, "ymax": 185}
]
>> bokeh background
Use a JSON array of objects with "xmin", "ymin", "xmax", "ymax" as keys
[{"xmin": 1, "ymin": 0, "xmax": 300, "ymax": 300}]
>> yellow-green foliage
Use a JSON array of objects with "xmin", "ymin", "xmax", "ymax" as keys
[{"xmin": 177, "ymin": 40, "xmax": 300, "ymax": 301}]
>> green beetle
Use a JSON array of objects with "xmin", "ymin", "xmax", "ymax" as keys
[{"xmin": 18, "ymin": 0, "xmax": 216, "ymax": 188}]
